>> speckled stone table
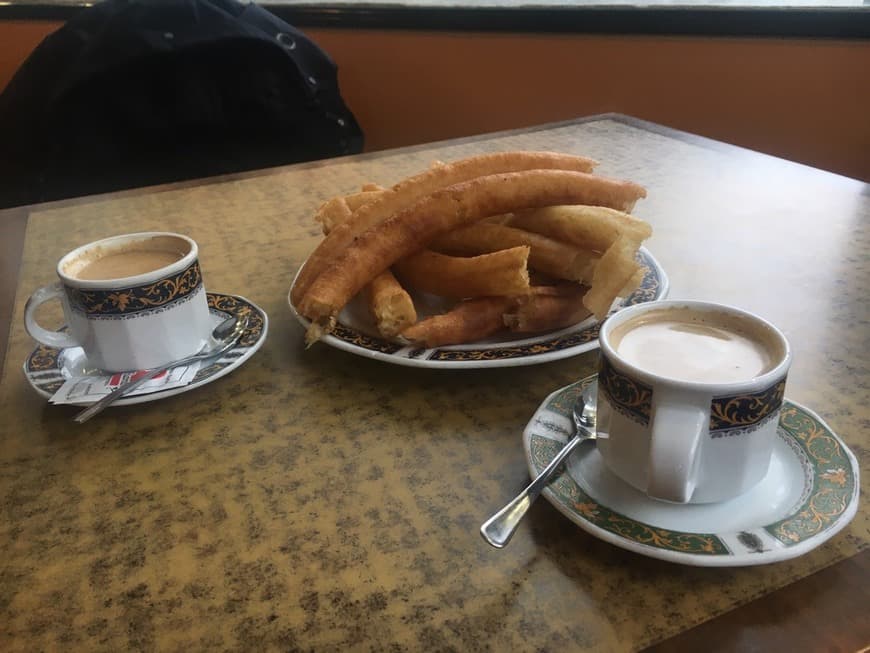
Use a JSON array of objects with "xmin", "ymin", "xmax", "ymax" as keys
[{"xmin": 1, "ymin": 115, "xmax": 867, "ymax": 652}]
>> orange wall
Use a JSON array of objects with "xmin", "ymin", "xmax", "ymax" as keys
[
  {"xmin": 2, "ymin": 20, "xmax": 868, "ymax": 181},
  {"xmin": 0, "ymin": 20, "xmax": 61, "ymax": 91},
  {"xmin": 310, "ymin": 30, "xmax": 869, "ymax": 181}
]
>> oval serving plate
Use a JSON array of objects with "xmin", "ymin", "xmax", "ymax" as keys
[{"xmin": 289, "ymin": 247, "xmax": 668, "ymax": 369}]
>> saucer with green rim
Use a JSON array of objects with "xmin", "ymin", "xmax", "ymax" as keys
[{"xmin": 523, "ymin": 376, "xmax": 859, "ymax": 566}]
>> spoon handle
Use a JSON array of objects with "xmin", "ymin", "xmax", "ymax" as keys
[
  {"xmin": 72, "ymin": 366, "xmax": 169, "ymax": 424},
  {"xmin": 480, "ymin": 433, "xmax": 585, "ymax": 548}
]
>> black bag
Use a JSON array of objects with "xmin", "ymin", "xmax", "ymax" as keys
[{"xmin": 0, "ymin": 0, "xmax": 363, "ymax": 208}]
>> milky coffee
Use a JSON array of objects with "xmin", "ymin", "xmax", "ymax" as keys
[
  {"xmin": 67, "ymin": 236, "xmax": 189, "ymax": 281},
  {"xmin": 609, "ymin": 307, "xmax": 783, "ymax": 384}
]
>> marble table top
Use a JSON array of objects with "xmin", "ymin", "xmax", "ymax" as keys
[{"xmin": 1, "ymin": 115, "xmax": 866, "ymax": 651}]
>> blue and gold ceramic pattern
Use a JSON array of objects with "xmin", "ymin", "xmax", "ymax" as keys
[
  {"xmin": 621, "ymin": 249, "xmax": 661, "ymax": 307},
  {"xmin": 24, "ymin": 293, "xmax": 267, "ymax": 399},
  {"xmin": 65, "ymin": 261, "xmax": 202, "ymax": 318},
  {"xmin": 600, "ymin": 358, "xmax": 786, "ymax": 437},
  {"xmin": 710, "ymin": 379, "xmax": 787, "ymax": 436},
  {"xmin": 207, "ymin": 293, "xmax": 267, "ymax": 350},
  {"xmin": 427, "ymin": 329, "xmax": 601, "ymax": 361},
  {"xmin": 331, "ymin": 323, "xmax": 404, "ymax": 355},
  {"xmin": 598, "ymin": 355, "xmax": 653, "ymax": 426},
  {"xmin": 22, "ymin": 343, "xmax": 65, "ymax": 394}
]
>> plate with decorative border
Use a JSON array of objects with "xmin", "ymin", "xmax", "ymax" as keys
[
  {"xmin": 23, "ymin": 292, "xmax": 268, "ymax": 406},
  {"xmin": 523, "ymin": 376, "xmax": 860, "ymax": 566},
  {"xmin": 289, "ymin": 247, "xmax": 668, "ymax": 369}
]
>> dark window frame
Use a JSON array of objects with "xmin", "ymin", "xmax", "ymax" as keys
[{"xmin": 1, "ymin": 2, "xmax": 868, "ymax": 39}]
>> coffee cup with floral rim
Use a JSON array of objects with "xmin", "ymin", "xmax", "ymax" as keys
[
  {"xmin": 24, "ymin": 232, "xmax": 212, "ymax": 372},
  {"xmin": 596, "ymin": 300, "xmax": 792, "ymax": 504}
]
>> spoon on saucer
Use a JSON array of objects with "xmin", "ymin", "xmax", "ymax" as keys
[
  {"xmin": 480, "ymin": 382, "xmax": 598, "ymax": 548},
  {"xmin": 72, "ymin": 314, "xmax": 248, "ymax": 424}
]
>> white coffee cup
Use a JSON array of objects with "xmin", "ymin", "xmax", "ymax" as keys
[
  {"xmin": 596, "ymin": 300, "xmax": 792, "ymax": 504},
  {"xmin": 24, "ymin": 232, "xmax": 212, "ymax": 372}
]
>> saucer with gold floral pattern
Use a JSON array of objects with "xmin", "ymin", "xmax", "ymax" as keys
[{"xmin": 523, "ymin": 377, "xmax": 859, "ymax": 566}]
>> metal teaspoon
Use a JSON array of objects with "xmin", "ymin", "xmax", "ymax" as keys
[
  {"xmin": 72, "ymin": 314, "xmax": 248, "ymax": 423},
  {"xmin": 480, "ymin": 382, "xmax": 598, "ymax": 548}
]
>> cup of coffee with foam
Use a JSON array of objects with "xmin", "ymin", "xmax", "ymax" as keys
[
  {"xmin": 596, "ymin": 300, "xmax": 792, "ymax": 504},
  {"xmin": 24, "ymin": 232, "xmax": 212, "ymax": 372}
]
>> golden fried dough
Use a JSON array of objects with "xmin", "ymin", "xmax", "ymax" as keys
[
  {"xmin": 394, "ymin": 247, "xmax": 530, "ymax": 299},
  {"xmin": 504, "ymin": 285, "xmax": 591, "ymax": 333},
  {"xmin": 507, "ymin": 205, "xmax": 651, "ymax": 253},
  {"xmin": 290, "ymin": 151, "xmax": 599, "ymax": 306},
  {"xmin": 364, "ymin": 269, "xmax": 417, "ymax": 338},
  {"xmin": 583, "ymin": 234, "xmax": 642, "ymax": 320},
  {"xmin": 429, "ymin": 223, "xmax": 597, "ymax": 283},
  {"xmin": 314, "ymin": 188, "xmax": 414, "ymax": 337},
  {"xmin": 313, "ymin": 196, "xmax": 353, "ymax": 236},
  {"xmin": 298, "ymin": 169, "xmax": 646, "ymax": 339},
  {"xmin": 400, "ymin": 297, "xmax": 515, "ymax": 347}
]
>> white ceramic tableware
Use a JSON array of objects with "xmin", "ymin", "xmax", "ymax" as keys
[
  {"xmin": 596, "ymin": 300, "xmax": 792, "ymax": 504},
  {"xmin": 24, "ymin": 232, "xmax": 212, "ymax": 372},
  {"xmin": 523, "ymin": 379, "xmax": 858, "ymax": 566}
]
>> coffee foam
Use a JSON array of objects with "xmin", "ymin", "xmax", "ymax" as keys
[
  {"xmin": 610, "ymin": 307, "xmax": 785, "ymax": 384},
  {"xmin": 63, "ymin": 236, "xmax": 190, "ymax": 280}
]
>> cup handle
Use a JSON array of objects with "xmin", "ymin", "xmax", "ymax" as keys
[
  {"xmin": 647, "ymin": 388, "xmax": 707, "ymax": 503},
  {"xmin": 24, "ymin": 281, "xmax": 81, "ymax": 350}
]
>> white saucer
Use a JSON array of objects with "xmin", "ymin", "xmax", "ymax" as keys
[
  {"xmin": 23, "ymin": 292, "xmax": 268, "ymax": 406},
  {"xmin": 523, "ymin": 377, "xmax": 860, "ymax": 566},
  {"xmin": 289, "ymin": 247, "xmax": 668, "ymax": 369}
]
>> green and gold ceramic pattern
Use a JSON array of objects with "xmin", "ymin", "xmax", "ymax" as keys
[
  {"xmin": 597, "ymin": 355, "xmax": 653, "ymax": 426},
  {"xmin": 530, "ymin": 433, "xmax": 728, "ymax": 555},
  {"xmin": 66, "ymin": 261, "xmax": 202, "ymax": 318},
  {"xmin": 710, "ymin": 379, "xmax": 787, "ymax": 436},
  {"xmin": 528, "ymin": 379, "xmax": 859, "ymax": 562},
  {"xmin": 767, "ymin": 404, "xmax": 857, "ymax": 544}
]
